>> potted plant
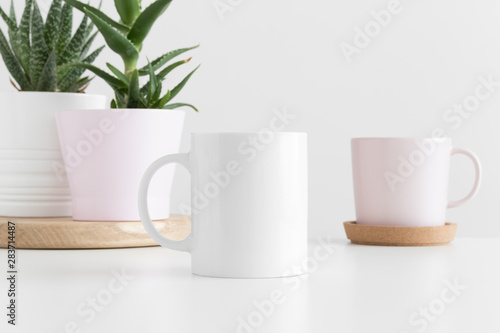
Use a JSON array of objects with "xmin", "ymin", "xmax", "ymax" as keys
[
  {"xmin": 56, "ymin": 0, "xmax": 199, "ymax": 221},
  {"xmin": 0, "ymin": 0, "xmax": 107, "ymax": 217}
]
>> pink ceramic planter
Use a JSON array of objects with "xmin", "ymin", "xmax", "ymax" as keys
[{"xmin": 56, "ymin": 109, "xmax": 185, "ymax": 221}]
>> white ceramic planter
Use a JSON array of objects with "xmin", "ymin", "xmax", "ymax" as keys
[
  {"xmin": 0, "ymin": 92, "xmax": 107, "ymax": 217},
  {"xmin": 56, "ymin": 109, "xmax": 185, "ymax": 221}
]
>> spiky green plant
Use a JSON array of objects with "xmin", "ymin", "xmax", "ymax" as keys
[
  {"xmin": 63, "ymin": 0, "xmax": 199, "ymax": 110},
  {"xmin": 0, "ymin": 0, "xmax": 102, "ymax": 92}
]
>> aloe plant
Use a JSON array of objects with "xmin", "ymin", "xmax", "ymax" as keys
[
  {"xmin": 0, "ymin": 0, "xmax": 102, "ymax": 92},
  {"xmin": 64, "ymin": 0, "xmax": 199, "ymax": 110}
]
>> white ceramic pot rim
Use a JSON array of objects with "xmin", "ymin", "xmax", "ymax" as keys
[
  {"xmin": 0, "ymin": 91, "xmax": 106, "ymax": 98},
  {"xmin": 192, "ymin": 132, "xmax": 307, "ymax": 136},
  {"xmin": 57, "ymin": 108, "xmax": 186, "ymax": 115}
]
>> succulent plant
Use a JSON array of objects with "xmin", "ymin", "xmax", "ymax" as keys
[
  {"xmin": 0, "ymin": 0, "xmax": 102, "ymax": 92},
  {"xmin": 63, "ymin": 0, "xmax": 199, "ymax": 110}
]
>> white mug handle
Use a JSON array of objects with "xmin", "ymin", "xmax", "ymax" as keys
[
  {"xmin": 447, "ymin": 147, "xmax": 482, "ymax": 209},
  {"xmin": 138, "ymin": 153, "xmax": 192, "ymax": 252}
]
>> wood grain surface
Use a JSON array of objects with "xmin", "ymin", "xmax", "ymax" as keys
[
  {"xmin": 0, "ymin": 215, "xmax": 191, "ymax": 249},
  {"xmin": 343, "ymin": 221, "xmax": 457, "ymax": 246}
]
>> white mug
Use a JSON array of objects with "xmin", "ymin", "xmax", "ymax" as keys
[
  {"xmin": 139, "ymin": 133, "xmax": 308, "ymax": 278},
  {"xmin": 351, "ymin": 137, "xmax": 482, "ymax": 227}
]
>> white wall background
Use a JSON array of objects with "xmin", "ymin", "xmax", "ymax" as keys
[{"xmin": 1, "ymin": 0, "xmax": 499, "ymax": 239}]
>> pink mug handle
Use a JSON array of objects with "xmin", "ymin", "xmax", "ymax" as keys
[{"xmin": 447, "ymin": 147, "xmax": 482, "ymax": 209}]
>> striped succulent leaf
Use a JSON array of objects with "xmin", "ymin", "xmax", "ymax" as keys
[
  {"xmin": 0, "ymin": 6, "xmax": 17, "ymax": 32},
  {"xmin": 0, "ymin": 29, "xmax": 32, "ymax": 90},
  {"xmin": 44, "ymin": 0, "xmax": 62, "ymax": 50},
  {"xmin": 57, "ymin": 15, "xmax": 88, "ymax": 79},
  {"xmin": 58, "ymin": 15, "xmax": 87, "ymax": 66},
  {"xmin": 29, "ymin": 1, "xmax": 49, "ymax": 87},
  {"xmin": 57, "ymin": 3, "xmax": 72, "ymax": 56},
  {"xmin": 79, "ymin": 31, "xmax": 98, "ymax": 61},
  {"xmin": 37, "ymin": 51, "xmax": 58, "ymax": 91},
  {"xmin": 58, "ymin": 45, "xmax": 104, "ymax": 91},
  {"xmin": 67, "ymin": 76, "xmax": 91, "ymax": 93},
  {"xmin": 14, "ymin": 0, "xmax": 32, "ymax": 76},
  {"xmin": 7, "ymin": 0, "xmax": 16, "ymax": 45},
  {"xmin": 0, "ymin": 0, "xmax": 102, "ymax": 92}
]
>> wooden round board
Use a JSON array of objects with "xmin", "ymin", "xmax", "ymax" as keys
[
  {"xmin": 343, "ymin": 221, "xmax": 457, "ymax": 246},
  {"xmin": 0, "ymin": 215, "xmax": 190, "ymax": 249}
]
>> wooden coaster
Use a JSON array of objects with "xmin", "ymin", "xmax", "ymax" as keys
[
  {"xmin": 0, "ymin": 215, "xmax": 190, "ymax": 249},
  {"xmin": 343, "ymin": 221, "xmax": 457, "ymax": 246}
]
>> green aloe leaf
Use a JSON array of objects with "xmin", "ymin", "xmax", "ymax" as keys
[
  {"xmin": 138, "ymin": 45, "xmax": 198, "ymax": 76},
  {"xmin": 84, "ymin": 8, "xmax": 139, "ymax": 68},
  {"xmin": 84, "ymin": 0, "xmax": 101, "ymax": 39},
  {"xmin": 167, "ymin": 65, "xmax": 200, "ymax": 102},
  {"xmin": 44, "ymin": 0, "xmax": 62, "ymax": 50},
  {"xmin": 58, "ymin": 45, "xmax": 104, "ymax": 91},
  {"xmin": 0, "ymin": 29, "xmax": 32, "ymax": 90},
  {"xmin": 63, "ymin": 0, "xmax": 130, "ymax": 34},
  {"xmin": 14, "ymin": 0, "xmax": 32, "ymax": 75},
  {"xmin": 151, "ymin": 90, "xmax": 170, "ymax": 109},
  {"xmin": 0, "ymin": 5, "xmax": 17, "ymax": 32},
  {"xmin": 114, "ymin": 0, "xmax": 140, "ymax": 26},
  {"xmin": 140, "ymin": 59, "xmax": 190, "ymax": 94},
  {"xmin": 114, "ymin": 90, "xmax": 127, "ymax": 108},
  {"xmin": 106, "ymin": 63, "xmax": 130, "ymax": 85},
  {"xmin": 58, "ymin": 15, "xmax": 88, "ymax": 66},
  {"xmin": 57, "ymin": 3, "xmax": 72, "ymax": 56},
  {"xmin": 157, "ymin": 58, "xmax": 191, "ymax": 80},
  {"xmin": 29, "ymin": 1, "xmax": 48, "ymax": 87},
  {"xmin": 152, "ymin": 81, "xmax": 162, "ymax": 105},
  {"xmin": 127, "ymin": 0, "xmax": 172, "ymax": 47},
  {"xmin": 163, "ymin": 103, "xmax": 198, "ymax": 112},
  {"xmin": 147, "ymin": 62, "xmax": 158, "ymax": 104},
  {"xmin": 127, "ymin": 69, "xmax": 141, "ymax": 108},
  {"xmin": 37, "ymin": 51, "xmax": 58, "ymax": 91},
  {"xmin": 63, "ymin": 62, "xmax": 127, "ymax": 89}
]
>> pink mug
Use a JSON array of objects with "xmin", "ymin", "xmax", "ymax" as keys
[{"xmin": 351, "ymin": 137, "xmax": 481, "ymax": 227}]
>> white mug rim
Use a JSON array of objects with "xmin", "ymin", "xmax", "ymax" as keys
[{"xmin": 352, "ymin": 137, "xmax": 451, "ymax": 142}]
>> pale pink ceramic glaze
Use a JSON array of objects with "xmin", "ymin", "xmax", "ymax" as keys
[
  {"xmin": 351, "ymin": 138, "xmax": 481, "ymax": 227},
  {"xmin": 56, "ymin": 109, "xmax": 185, "ymax": 221}
]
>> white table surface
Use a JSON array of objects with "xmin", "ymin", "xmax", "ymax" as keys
[{"xmin": 1, "ymin": 238, "xmax": 499, "ymax": 333}]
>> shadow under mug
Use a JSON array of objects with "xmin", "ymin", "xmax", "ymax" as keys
[
  {"xmin": 351, "ymin": 137, "xmax": 482, "ymax": 227},
  {"xmin": 139, "ymin": 133, "xmax": 308, "ymax": 278}
]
